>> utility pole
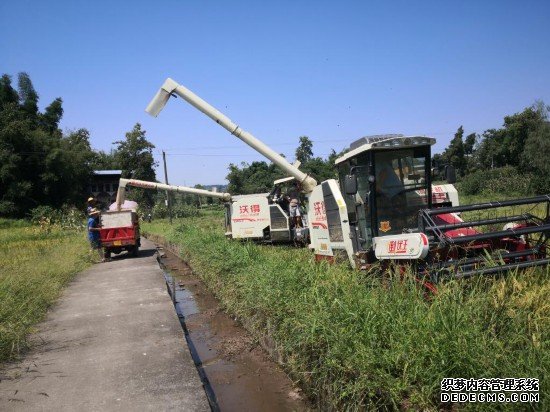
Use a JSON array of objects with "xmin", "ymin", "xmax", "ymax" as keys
[{"xmin": 162, "ymin": 151, "xmax": 173, "ymax": 224}]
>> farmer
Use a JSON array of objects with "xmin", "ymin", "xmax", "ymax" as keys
[
  {"xmin": 286, "ymin": 183, "xmax": 303, "ymax": 228},
  {"xmin": 87, "ymin": 208, "xmax": 105, "ymax": 262},
  {"xmin": 86, "ymin": 197, "xmax": 97, "ymax": 214},
  {"xmin": 289, "ymin": 197, "xmax": 303, "ymax": 227}
]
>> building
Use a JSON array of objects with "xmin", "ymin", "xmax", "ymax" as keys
[{"xmin": 89, "ymin": 170, "xmax": 122, "ymax": 209}]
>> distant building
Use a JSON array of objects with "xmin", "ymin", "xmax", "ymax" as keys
[{"xmin": 89, "ymin": 170, "xmax": 122, "ymax": 208}]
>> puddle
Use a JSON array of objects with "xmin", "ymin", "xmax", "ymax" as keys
[{"xmin": 157, "ymin": 248, "xmax": 309, "ymax": 412}]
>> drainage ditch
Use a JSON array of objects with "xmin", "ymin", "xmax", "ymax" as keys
[{"xmin": 156, "ymin": 246, "xmax": 309, "ymax": 411}]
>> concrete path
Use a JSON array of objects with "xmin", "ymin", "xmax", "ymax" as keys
[{"xmin": 0, "ymin": 238, "xmax": 210, "ymax": 411}]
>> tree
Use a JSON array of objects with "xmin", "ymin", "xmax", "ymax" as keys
[
  {"xmin": 301, "ymin": 156, "xmax": 338, "ymax": 182},
  {"xmin": 442, "ymin": 126, "xmax": 466, "ymax": 175},
  {"xmin": 0, "ymin": 73, "xmax": 98, "ymax": 216},
  {"xmin": 114, "ymin": 123, "xmax": 157, "ymax": 208},
  {"xmin": 226, "ymin": 161, "xmax": 284, "ymax": 195},
  {"xmin": 17, "ymin": 72, "xmax": 39, "ymax": 117},
  {"xmin": 464, "ymin": 133, "xmax": 476, "ymax": 156},
  {"xmin": 475, "ymin": 103, "xmax": 548, "ymax": 169},
  {"xmin": 0, "ymin": 75, "xmax": 19, "ymax": 108},
  {"xmin": 522, "ymin": 122, "xmax": 550, "ymax": 193},
  {"xmin": 295, "ymin": 136, "xmax": 313, "ymax": 163},
  {"xmin": 41, "ymin": 98, "xmax": 63, "ymax": 133}
]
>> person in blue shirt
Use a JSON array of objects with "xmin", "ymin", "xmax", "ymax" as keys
[{"xmin": 88, "ymin": 208, "xmax": 105, "ymax": 262}]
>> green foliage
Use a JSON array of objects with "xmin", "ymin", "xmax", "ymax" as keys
[
  {"xmin": 41, "ymin": 97, "xmax": 63, "ymax": 133},
  {"xmin": 522, "ymin": 122, "xmax": 550, "ymax": 194},
  {"xmin": 28, "ymin": 205, "xmax": 86, "ymax": 229},
  {"xmin": 226, "ymin": 137, "xmax": 340, "ymax": 194},
  {"xmin": 458, "ymin": 166, "xmax": 532, "ymax": 197},
  {"xmin": 0, "ymin": 75, "xmax": 19, "ymax": 108},
  {"xmin": 0, "ymin": 73, "xmax": 96, "ymax": 217},
  {"xmin": 144, "ymin": 215, "xmax": 549, "ymax": 410},
  {"xmin": 90, "ymin": 149, "xmax": 119, "ymax": 170},
  {"xmin": 473, "ymin": 102, "xmax": 548, "ymax": 170},
  {"xmin": 227, "ymin": 161, "xmax": 285, "ymax": 194},
  {"xmin": 114, "ymin": 123, "xmax": 157, "ymax": 208},
  {"xmin": 152, "ymin": 202, "xmax": 201, "ymax": 219},
  {"xmin": 440, "ymin": 126, "xmax": 467, "ymax": 175},
  {"xmin": 295, "ymin": 135, "xmax": 313, "ymax": 163},
  {"xmin": 17, "ymin": 72, "xmax": 39, "ymax": 116},
  {"xmin": 437, "ymin": 101, "xmax": 550, "ymax": 195},
  {"xmin": 464, "ymin": 132, "xmax": 476, "ymax": 155}
]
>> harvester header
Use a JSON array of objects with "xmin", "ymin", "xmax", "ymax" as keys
[{"xmin": 145, "ymin": 78, "xmax": 318, "ymax": 193}]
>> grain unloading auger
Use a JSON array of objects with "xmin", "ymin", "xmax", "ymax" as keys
[
  {"xmin": 145, "ymin": 78, "xmax": 550, "ymax": 283},
  {"xmin": 115, "ymin": 178, "xmax": 231, "ymax": 209}
]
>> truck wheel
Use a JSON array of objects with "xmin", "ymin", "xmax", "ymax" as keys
[
  {"xmin": 104, "ymin": 249, "xmax": 111, "ymax": 259},
  {"xmin": 131, "ymin": 245, "xmax": 139, "ymax": 257}
]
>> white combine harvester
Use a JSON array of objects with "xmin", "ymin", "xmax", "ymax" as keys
[
  {"xmin": 145, "ymin": 78, "xmax": 550, "ymax": 285},
  {"xmin": 115, "ymin": 177, "xmax": 309, "ymax": 243}
]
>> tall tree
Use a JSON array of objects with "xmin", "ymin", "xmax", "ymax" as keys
[
  {"xmin": 295, "ymin": 136, "xmax": 313, "ymax": 163},
  {"xmin": 0, "ymin": 75, "xmax": 19, "ymax": 108},
  {"xmin": 476, "ymin": 103, "xmax": 547, "ymax": 169},
  {"xmin": 91, "ymin": 149, "xmax": 120, "ymax": 170},
  {"xmin": 17, "ymin": 72, "xmax": 39, "ymax": 116},
  {"xmin": 442, "ymin": 126, "xmax": 466, "ymax": 175},
  {"xmin": 114, "ymin": 123, "xmax": 157, "ymax": 208},
  {"xmin": 522, "ymin": 121, "xmax": 550, "ymax": 193},
  {"xmin": 41, "ymin": 97, "xmax": 63, "ymax": 133},
  {"xmin": 464, "ymin": 133, "xmax": 476, "ymax": 155}
]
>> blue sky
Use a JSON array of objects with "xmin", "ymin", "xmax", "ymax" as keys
[{"xmin": 2, "ymin": 0, "xmax": 549, "ymax": 186}]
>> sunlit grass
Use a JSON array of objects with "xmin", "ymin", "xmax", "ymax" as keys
[
  {"xmin": 0, "ymin": 219, "xmax": 91, "ymax": 362},
  {"xmin": 144, "ymin": 213, "xmax": 549, "ymax": 410}
]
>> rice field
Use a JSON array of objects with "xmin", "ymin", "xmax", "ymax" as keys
[
  {"xmin": 143, "ymin": 211, "xmax": 549, "ymax": 410},
  {"xmin": 0, "ymin": 219, "xmax": 91, "ymax": 362}
]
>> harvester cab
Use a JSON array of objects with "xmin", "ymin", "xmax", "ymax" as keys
[{"xmin": 334, "ymin": 134, "xmax": 550, "ymax": 278}]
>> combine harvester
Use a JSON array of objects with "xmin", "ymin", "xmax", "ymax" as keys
[
  {"xmin": 115, "ymin": 177, "xmax": 309, "ymax": 244},
  {"xmin": 145, "ymin": 78, "xmax": 550, "ymax": 283}
]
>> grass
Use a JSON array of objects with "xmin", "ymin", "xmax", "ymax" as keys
[
  {"xmin": 0, "ymin": 218, "xmax": 91, "ymax": 362},
  {"xmin": 143, "ymin": 213, "xmax": 549, "ymax": 410}
]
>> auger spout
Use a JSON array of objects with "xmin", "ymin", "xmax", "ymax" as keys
[{"xmin": 145, "ymin": 78, "xmax": 318, "ymax": 193}]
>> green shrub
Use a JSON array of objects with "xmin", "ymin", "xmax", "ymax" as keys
[
  {"xmin": 28, "ymin": 205, "xmax": 85, "ymax": 230},
  {"xmin": 458, "ymin": 166, "xmax": 532, "ymax": 197},
  {"xmin": 152, "ymin": 202, "xmax": 201, "ymax": 219}
]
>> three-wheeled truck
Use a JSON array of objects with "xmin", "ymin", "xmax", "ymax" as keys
[{"xmin": 100, "ymin": 208, "xmax": 140, "ymax": 259}]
